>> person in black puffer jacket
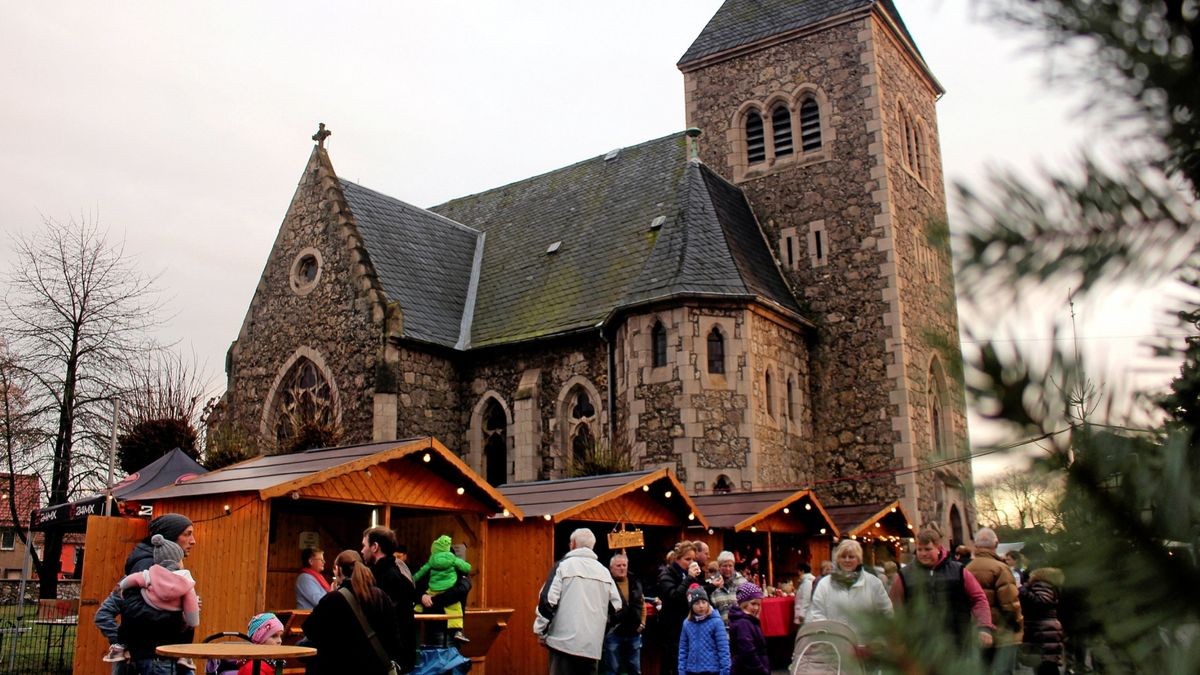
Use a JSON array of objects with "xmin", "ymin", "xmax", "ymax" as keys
[
  {"xmin": 1019, "ymin": 567, "xmax": 1065, "ymax": 675},
  {"xmin": 304, "ymin": 550, "xmax": 402, "ymax": 675},
  {"xmin": 657, "ymin": 541, "xmax": 703, "ymax": 675}
]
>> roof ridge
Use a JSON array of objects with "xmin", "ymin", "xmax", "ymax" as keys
[{"xmin": 340, "ymin": 178, "xmax": 481, "ymax": 236}]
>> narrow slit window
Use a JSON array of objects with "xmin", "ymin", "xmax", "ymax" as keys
[
  {"xmin": 799, "ymin": 98, "xmax": 822, "ymax": 152},
  {"xmin": 746, "ymin": 111, "xmax": 766, "ymax": 164},
  {"xmin": 815, "ymin": 230, "xmax": 824, "ymax": 261},
  {"xmin": 772, "ymin": 105, "xmax": 793, "ymax": 157},
  {"xmin": 787, "ymin": 376, "xmax": 796, "ymax": 422},
  {"xmin": 707, "ymin": 328, "xmax": 725, "ymax": 374},
  {"xmin": 786, "ymin": 236, "xmax": 794, "ymax": 267},
  {"xmin": 765, "ymin": 370, "xmax": 774, "ymax": 417},
  {"xmin": 651, "ymin": 321, "xmax": 667, "ymax": 368}
]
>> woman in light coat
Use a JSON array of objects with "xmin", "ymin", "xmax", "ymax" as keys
[{"xmin": 808, "ymin": 539, "xmax": 893, "ymax": 636}]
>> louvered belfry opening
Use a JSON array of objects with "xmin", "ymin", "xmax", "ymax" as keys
[
  {"xmin": 746, "ymin": 110, "xmax": 766, "ymax": 164},
  {"xmin": 799, "ymin": 98, "xmax": 822, "ymax": 152},
  {"xmin": 772, "ymin": 105, "xmax": 793, "ymax": 157}
]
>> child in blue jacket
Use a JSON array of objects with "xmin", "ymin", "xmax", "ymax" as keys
[{"xmin": 678, "ymin": 584, "xmax": 731, "ymax": 675}]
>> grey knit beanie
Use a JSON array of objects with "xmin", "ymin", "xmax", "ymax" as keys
[{"xmin": 151, "ymin": 534, "xmax": 185, "ymax": 570}]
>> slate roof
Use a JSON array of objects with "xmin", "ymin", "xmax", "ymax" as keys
[
  {"xmin": 678, "ymin": 0, "xmax": 922, "ymax": 68},
  {"xmin": 341, "ymin": 180, "xmax": 481, "ymax": 347}
]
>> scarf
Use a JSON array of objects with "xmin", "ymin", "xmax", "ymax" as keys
[
  {"xmin": 301, "ymin": 567, "xmax": 331, "ymax": 592},
  {"xmin": 831, "ymin": 565, "xmax": 861, "ymax": 589}
]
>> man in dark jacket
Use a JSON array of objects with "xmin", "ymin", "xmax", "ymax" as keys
[
  {"xmin": 362, "ymin": 527, "xmax": 416, "ymax": 673},
  {"xmin": 890, "ymin": 527, "xmax": 996, "ymax": 649},
  {"xmin": 117, "ymin": 513, "xmax": 198, "ymax": 674},
  {"xmin": 601, "ymin": 552, "xmax": 644, "ymax": 675}
]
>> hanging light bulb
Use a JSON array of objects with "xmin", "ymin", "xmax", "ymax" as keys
[
  {"xmin": 543, "ymin": 514, "xmax": 552, "ymax": 521},
  {"xmin": 819, "ymin": 528, "xmax": 827, "ymax": 535},
  {"xmin": 456, "ymin": 487, "xmax": 465, "ymax": 495},
  {"xmin": 664, "ymin": 490, "xmax": 673, "ymax": 498},
  {"xmin": 423, "ymin": 453, "xmax": 432, "ymax": 462},
  {"xmin": 805, "ymin": 503, "xmax": 812, "ymax": 511},
  {"xmin": 687, "ymin": 513, "xmax": 695, "ymax": 521},
  {"xmin": 750, "ymin": 526, "xmax": 757, "ymax": 533},
  {"xmin": 642, "ymin": 485, "xmax": 650, "ymax": 492},
  {"xmin": 782, "ymin": 507, "xmax": 790, "ymax": 514}
]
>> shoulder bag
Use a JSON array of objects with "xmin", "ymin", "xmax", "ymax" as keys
[{"xmin": 339, "ymin": 587, "xmax": 400, "ymax": 675}]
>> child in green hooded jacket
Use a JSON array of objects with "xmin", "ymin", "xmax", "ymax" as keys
[{"xmin": 414, "ymin": 534, "xmax": 472, "ymax": 639}]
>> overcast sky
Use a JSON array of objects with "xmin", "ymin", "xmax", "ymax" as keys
[{"xmin": 1, "ymin": 1, "xmax": 1180, "ymax": 482}]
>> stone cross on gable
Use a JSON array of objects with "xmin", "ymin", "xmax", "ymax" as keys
[{"xmin": 312, "ymin": 123, "xmax": 331, "ymax": 148}]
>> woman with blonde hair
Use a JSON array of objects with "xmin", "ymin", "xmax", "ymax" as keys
[
  {"xmin": 303, "ymin": 550, "xmax": 403, "ymax": 674},
  {"xmin": 809, "ymin": 539, "xmax": 893, "ymax": 635},
  {"xmin": 657, "ymin": 540, "xmax": 702, "ymax": 675}
]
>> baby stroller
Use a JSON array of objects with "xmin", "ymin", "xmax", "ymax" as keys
[{"xmin": 790, "ymin": 620, "xmax": 866, "ymax": 675}]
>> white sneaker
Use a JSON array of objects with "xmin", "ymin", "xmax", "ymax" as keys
[
  {"xmin": 102, "ymin": 645, "xmax": 127, "ymax": 663},
  {"xmin": 176, "ymin": 657, "xmax": 196, "ymax": 670}
]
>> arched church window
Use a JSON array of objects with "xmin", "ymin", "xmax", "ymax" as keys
[
  {"xmin": 707, "ymin": 327, "xmax": 725, "ymax": 374},
  {"xmin": 274, "ymin": 357, "xmax": 335, "ymax": 447},
  {"xmin": 799, "ymin": 97, "xmax": 822, "ymax": 152},
  {"xmin": 928, "ymin": 358, "xmax": 952, "ymax": 456},
  {"xmin": 771, "ymin": 104, "xmax": 793, "ymax": 157},
  {"xmin": 713, "ymin": 474, "xmax": 733, "ymax": 494},
  {"xmin": 651, "ymin": 321, "xmax": 667, "ymax": 368},
  {"xmin": 482, "ymin": 398, "xmax": 508, "ymax": 487},
  {"xmin": 745, "ymin": 110, "xmax": 766, "ymax": 164},
  {"xmin": 568, "ymin": 389, "xmax": 597, "ymax": 469}
]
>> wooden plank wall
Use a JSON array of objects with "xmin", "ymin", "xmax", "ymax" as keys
[
  {"xmin": 153, "ymin": 494, "xmax": 270, "ymax": 638},
  {"xmin": 483, "ymin": 519, "xmax": 552, "ymax": 674},
  {"xmin": 391, "ymin": 510, "xmax": 486, "ymax": 606},
  {"xmin": 264, "ymin": 498, "xmax": 375, "ymax": 610},
  {"xmin": 73, "ymin": 515, "xmax": 149, "ymax": 675}
]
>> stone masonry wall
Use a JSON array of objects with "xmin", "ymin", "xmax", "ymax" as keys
[
  {"xmin": 225, "ymin": 150, "xmax": 383, "ymax": 451},
  {"xmin": 871, "ymin": 19, "xmax": 973, "ymax": 530},
  {"xmin": 684, "ymin": 17, "xmax": 902, "ymax": 506},
  {"xmin": 747, "ymin": 311, "xmax": 815, "ymax": 489},
  {"xmin": 460, "ymin": 333, "xmax": 609, "ymax": 481},
  {"xmin": 391, "ymin": 344, "xmax": 463, "ymax": 452}
]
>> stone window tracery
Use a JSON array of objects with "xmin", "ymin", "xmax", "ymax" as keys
[
  {"xmin": 273, "ymin": 357, "xmax": 334, "ymax": 444},
  {"xmin": 651, "ymin": 320, "xmax": 667, "ymax": 368},
  {"xmin": 707, "ymin": 327, "xmax": 725, "ymax": 374},
  {"xmin": 568, "ymin": 388, "xmax": 597, "ymax": 468}
]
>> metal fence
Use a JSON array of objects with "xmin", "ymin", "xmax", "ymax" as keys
[{"xmin": 0, "ymin": 616, "xmax": 76, "ymax": 674}]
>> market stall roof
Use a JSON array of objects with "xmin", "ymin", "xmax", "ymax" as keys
[
  {"xmin": 499, "ymin": 468, "xmax": 707, "ymax": 528},
  {"xmin": 691, "ymin": 488, "xmax": 837, "ymax": 534},
  {"xmin": 823, "ymin": 500, "xmax": 913, "ymax": 539},
  {"xmin": 133, "ymin": 437, "xmax": 523, "ymax": 518},
  {"xmin": 31, "ymin": 448, "xmax": 206, "ymax": 531}
]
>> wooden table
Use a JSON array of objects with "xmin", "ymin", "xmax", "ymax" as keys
[{"xmin": 157, "ymin": 643, "xmax": 316, "ymax": 675}]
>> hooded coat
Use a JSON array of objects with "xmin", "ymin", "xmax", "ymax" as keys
[
  {"xmin": 413, "ymin": 535, "xmax": 471, "ymax": 593},
  {"xmin": 678, "ymin": 607, "xmax": 731, "ymax": 675},
  {"xmin": 1020, "ymin": 568, "xmax": 1065, "ymax": 668},
  {"xmin": 966, "ymin": 550, "xmax": 1024, "ymax": 645},
  {"xmin": 727, "ymin": 604, "xmax": 769, "ymax": 675}
]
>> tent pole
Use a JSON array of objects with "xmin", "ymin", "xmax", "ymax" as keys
[
  {"xmin": 104, "ymin": 400, "xmax": 120, "ymax": 515},
  {"xmin": 12, "ymin": 529, "xmax": 32, "ymax": 663}
]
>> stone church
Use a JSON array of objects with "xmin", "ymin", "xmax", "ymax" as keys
[{"xmin": 219, "ymin": 0, "xmax": 975, "ymax": 540}]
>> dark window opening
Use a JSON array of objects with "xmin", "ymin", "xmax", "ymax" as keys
[
  {"xmin": 713, "ymin": 475, "xmax": 733, "ymax": 494},
  {"xmin": 482, "ymin": 398, "xmax": 508, "ymax": 487},
  {"xmin": 786, "ymin": 236, "xmax": 794, "ymax": 267},
  {"xmin": 746, "ymin": 111, "xmax": 766, "ymax": 164},
  {"xmin": 707, "ymin": 328, "xmax": 725, "ymax": 374},
  {"xmin": 772, "ymin": 105, "xmax": 793, "ymax": 157},
  {"xmin": 572, "ymin": 391, "xmax": 595, "ymax": 419},
  {"xmin": 765, "ymin": 370, "xmax": 774, "ymax": 417},
  {"xmin": 571, "ymin": 425, "xmax": 594, "ymax": 468},
  {"xmin": 298, "ymin": 255, "xmax": 318, "ymax": 283},
  {"xmin": 799, "ymin": 98, "xmax": 822, "ymax": 152},
  {"xmin": 787, "ymin": 377, "xmax": 796, "ymax": 422},
  {"xmin": 274, "ymin": 358, "xmax": 333, "ymax": 445},
  {"xmin": 651, "ymin": 321, "xmax": 667, "ymax": 368},
  {"xmin": 814, "ymin": 230, "xmax": 824, "ymax": 261}
]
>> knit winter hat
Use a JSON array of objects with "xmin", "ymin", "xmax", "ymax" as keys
[
  {"xmin": 736, "ymin": 582, "xmax": 764, "ymax": 604},
  {"xmin": 248, "ymin": 613, "xmax": 285, "ymax": 645},
  {"xmin": 151, "ymin": 534, "xmax": 185, "ymax": 569},
  {"xmin": 149, "ymin": 513, "xmax": 193, "ymax": 543},
  {"xmin": 687, "ymin": 583, "xmax": 708, "ymax": 606},
  {"xmin": 432, "ymin": 534, "xmax": 452, "ymax": 554}
]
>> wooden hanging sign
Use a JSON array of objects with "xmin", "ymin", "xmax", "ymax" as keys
[{"xmin": 608, "ymin": 528, "xmax": 644, "ymax": 549}]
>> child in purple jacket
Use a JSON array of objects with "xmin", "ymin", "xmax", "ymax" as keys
[
  {"xmin": 678, "ymin": 584, "xmax": 731, "ymax": 675},
  {"xmin": 728, "ymin": 582, "xmax": 770, "ymax": 675}
]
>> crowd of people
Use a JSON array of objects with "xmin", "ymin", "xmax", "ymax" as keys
[
  {"xmin": 92, "ymin": 516, "xmax": 1065, "ymax": 675},
  {"xmin": 93, "ymin": 515, "xmax": 471, "ymax": 675}
]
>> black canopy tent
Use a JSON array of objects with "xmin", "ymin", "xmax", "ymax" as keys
[{"xmin": 30, "ymin": 448, "xmax": 207, "ymax": 532}]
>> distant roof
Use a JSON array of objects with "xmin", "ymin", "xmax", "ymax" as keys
[
  {"xmin": 679, "ymin": 0, "xmax": 925, "ymax": 71},
  {"xmin": 117, "ymin": 447, "xmax": 208, "ymax": 500},
  {"xmin": 691, "ymin": 488, "xmax": 835, "ymax": 532},
  {"xmin": 823, "ymin": 500, "xmax": 912, "ymax": 538},
  {"xmin": 134, "ymin": 438, "xmax": 523, "ymax": 518},
  {"xmin": 0, "ymin": 474, "xmax": 39, "ymax": 528},
  {"xmin": 337, "ymin": 133, "xmax": 806, "ymax": 349},
  {"xmin": 500, "ymin": 468, "xmax": 707, "ymax": 527}
]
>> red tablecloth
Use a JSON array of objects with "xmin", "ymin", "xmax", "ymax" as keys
[{"xmin": 759, "ymin": 596, "xmax": 794, "ymax": 637}]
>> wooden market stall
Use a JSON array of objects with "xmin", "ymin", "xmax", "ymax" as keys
[
  {"xmin": 487, "ymin": 468, "xmax": 707, "ymax": 674},
  {"xmin": 74, "ymin": 437, "xmax": 523, "ymax": 675},
  {"xmin": 691, "ymin": 489, "xmax": 838, "ymax": 588},
  {"xmin": 823, "ymin": 500, "xmax": 914, "ymax": 568}
]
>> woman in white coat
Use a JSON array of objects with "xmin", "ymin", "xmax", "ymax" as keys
[{"xmin": 809, "ymin": 539, "xmax": 893, "ymax": 636}]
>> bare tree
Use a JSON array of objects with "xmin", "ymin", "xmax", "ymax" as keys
[
  {"xmin": 1, "ymin": 216, "xmax": 162, "ymax": 598},
  {"xmin": 974, "ymin": 467, "xmax": 1065, "ymax": 533},
  {"xmin": 116, "ymin": 350, "xmax": 208, "ymax": 474}
]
